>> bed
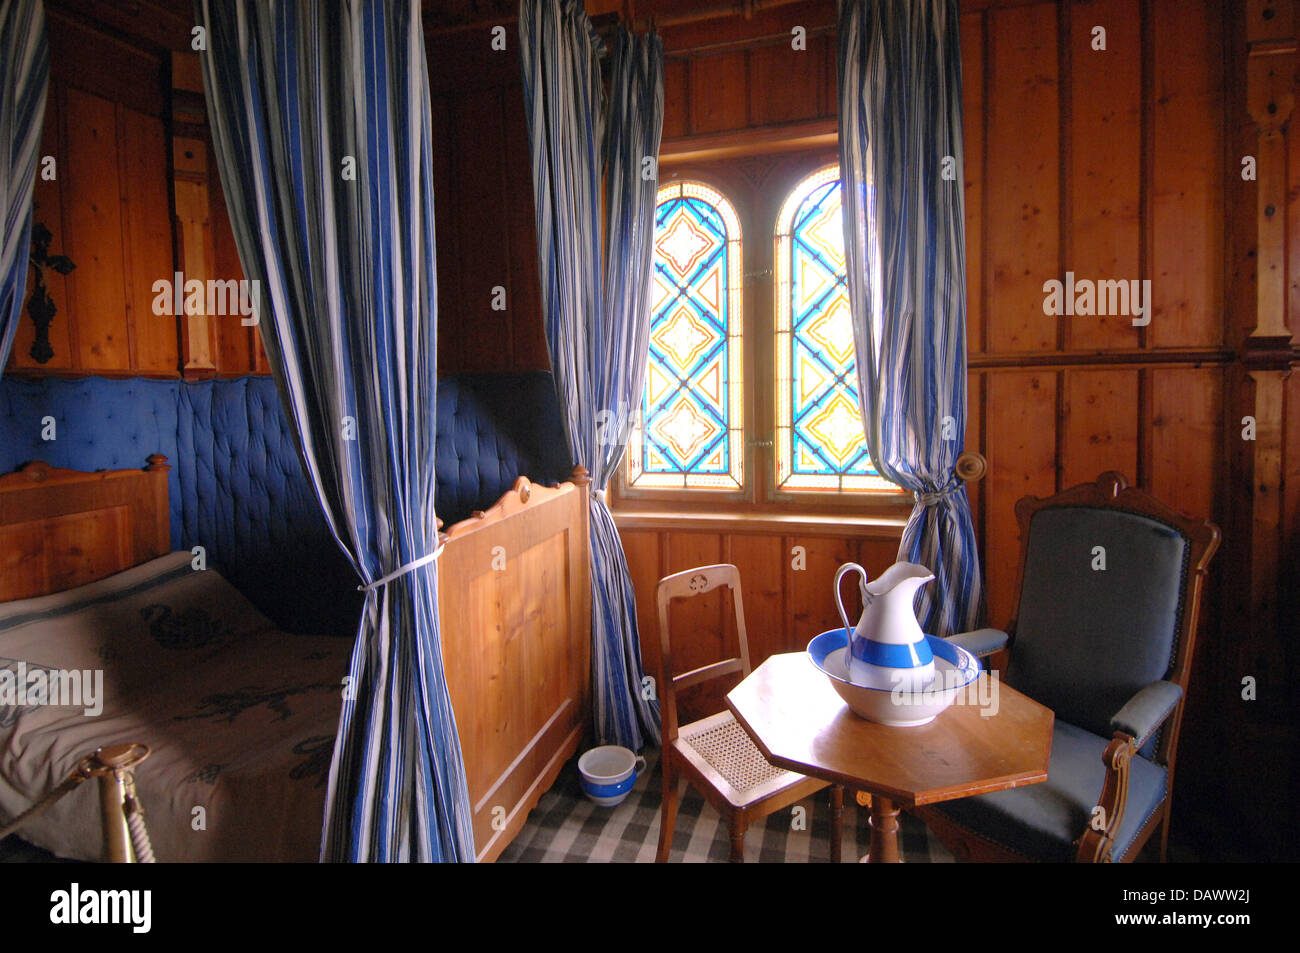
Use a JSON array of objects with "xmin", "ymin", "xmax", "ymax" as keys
[{"xmin": 0, "ymin": 443, "xmax": 590, "ymax": 861}]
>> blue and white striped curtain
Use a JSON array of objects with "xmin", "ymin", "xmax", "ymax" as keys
[
  {"xmin": 837, "ymin": 0, "xmax": 984, "ymax": 637},
  {"xmin": 519, "ymin": 0, "xmax": 663, "ymax": 749},
  {"xmin": 0, "ymin": 0, "xmax": 48, "ymax": 372},
  {"xmin": 197, "ymin": 0, "xmax": 474, "ymax": 862}
]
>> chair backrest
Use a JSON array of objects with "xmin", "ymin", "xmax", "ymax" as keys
[
  {"xmin": 656, "ymin": 564, "xmax": 751, "ymax": 744},
  {"xmin": 1005, "ymin": 472, "xmax": 1219, "ymax": 764}
]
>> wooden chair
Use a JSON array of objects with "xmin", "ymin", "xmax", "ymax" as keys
[
  {"xmin": 917, "ymin": 472, "xmax": 1220, "ymax": 862},
  {"xmin": 655, "ymin": 564, "xmax": 842, "ymax": 862}
]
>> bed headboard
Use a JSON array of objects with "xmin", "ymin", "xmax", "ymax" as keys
[{"xmin": 0, "ymin": 456, "xmax": 171, "ymax": 602}]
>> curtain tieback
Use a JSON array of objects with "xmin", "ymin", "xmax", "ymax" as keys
[
  {"xmin": 592, "ymin": 488, "xmax": 607, "ymax": 504},
  {"xmin": 357, "ymin": 543, "xmax": 445, "ymax": 592},
  {"xmin": 914, "ymin": 478, "xmax": 963, "ymax": 508}
]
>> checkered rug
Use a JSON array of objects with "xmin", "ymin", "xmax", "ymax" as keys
[
  {"xmin": 498, "ymin": 748, "xmax": 953, "ymax": 863},
  {"xmin": 1, "ymin": 749, "xmax": 954, "ymax": 863}
]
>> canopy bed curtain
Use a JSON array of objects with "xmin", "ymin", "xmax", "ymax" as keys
[
  {"xmin": 196, "ymin": 0, "xmax": 474, "ymax": 861},
  {"xmin": 837, "ymin": 0, "xmax": 983, "ymax": 638},
  {"xmin": 519, "ymin": 0, "xmax": 664, "ymax": 749},
  {"xmin": 0, "ymin": 0, "xmax": 48, "ymax": 372}
]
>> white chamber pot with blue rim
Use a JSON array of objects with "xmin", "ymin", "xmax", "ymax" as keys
[{"xmin": 578, "ymin": 745, "xmax": 646, "ymax": 807}]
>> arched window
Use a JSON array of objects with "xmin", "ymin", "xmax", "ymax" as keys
[
  {"xmin": 627, "ymin": 181, "xmax": 743, "ymax": 490},
  {"xmin": 774, "ymin": 165, "xmax": 891, "ymax": 492}
]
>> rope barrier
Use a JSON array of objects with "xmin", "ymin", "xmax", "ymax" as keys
[{"xmin": 0, "ymin": 742, "xmax": 156, "ymax": 862}]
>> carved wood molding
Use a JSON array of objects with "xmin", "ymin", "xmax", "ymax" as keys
[
  {"xmin": 440, "ymin": 476, "xmax": 580, "ymax": 542},
  {"xmin": 0, "ymin": 457, "xmax": 169, "ymax": 489}
]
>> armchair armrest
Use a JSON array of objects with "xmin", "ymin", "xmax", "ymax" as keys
[
  {"xmin": 944, "ymin": 628, "xmax": 1009, "ymax": 659},
  {"xmin": 1109, "ymin": 680, "xmax": 1183, "ymax": 750},
  {"xmin": 1076, "ymin": 681, "xmax": 1182, "ymax": 863}
]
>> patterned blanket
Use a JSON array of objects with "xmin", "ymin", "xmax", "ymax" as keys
[{"xmin": 0, "ymin": 552, "xmax": 351, "ymax": 861}]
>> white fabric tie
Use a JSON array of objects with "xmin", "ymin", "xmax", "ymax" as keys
[
  {"xmin": 357, "ymin": 543, "xmax": 445, "ymax": 592},
  {"xmin": 592, "ymin": 488, "xmax": 607, "ymax": 504},
  {"xmin": 914, "ymin": 480, "xmax": 962, "ymax": 508}
]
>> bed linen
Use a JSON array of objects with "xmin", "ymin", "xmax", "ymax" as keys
[{"xmin": 0, "ymin": 552, "xmax": 350, "ymax": 862}]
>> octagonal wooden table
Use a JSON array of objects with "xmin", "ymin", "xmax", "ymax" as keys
[{"xmin": 727, "ymin": 652, "xmax": 1054, "ymax": 862}]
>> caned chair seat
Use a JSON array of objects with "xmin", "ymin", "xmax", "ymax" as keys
[{"xmin": 675, "ymin": 710, "xmax": 810, "ymax": 808}]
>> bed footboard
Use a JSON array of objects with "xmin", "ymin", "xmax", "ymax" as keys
[{"xmin": 438, "ymin": 470, "xmax": 591, "ymax": 862}]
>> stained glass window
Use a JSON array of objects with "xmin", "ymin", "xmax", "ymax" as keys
[
  {"xmin": 627, "ymin": 181, "xmax": 743, "ymax": 490},
  {"xmin": 774, "ymin": 166, "xmax": 893, "ymax": 492}
]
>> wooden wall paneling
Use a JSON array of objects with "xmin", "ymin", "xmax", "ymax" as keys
[
  {"xmin": 746, "ymin": 40, "xmax": 822, "ymax": 128},
  {"xmin": 1281, "ymin": 369, "xmax": 1300, "ymax": 683},
  {"xmin": 431, "ymin": 92, "xmax": 463, "ymax": 375},
  {"xmin": 983, "ymin": 370, "xmax": 1057, "ymax": 628},
  {"xmin": 620, "ymin": 528, "xmax": 664, "ymax": 704},
  {"xmin": 1148, "ymin": 363, "xmax": 1225, "ymax": 831},
  {"xmin": 1149, "ymin": 0, "xmax": 1225, "ymax": 349},
  {"xmin": 965, "ymin": 370, "xmax": 985, "ymax": 555},
  {"xmin": 1148, "ymin": 367, "xmax": 1222, "ymax": 523},
  {"xmin": 10, "ymin": 84, "xmax": 74, "ymax": 372},
  {"xmin": 961, "ymin": 10, "xmax": 985, "ymax": 356},
  {"xmin": 724, "ymin": 532, "xmax": 785, "ymax": 664},
  {"xmin": 45, "ymin": 11, "xmax": 165, "ymax": 119},
  {"xmin": 120, "ymin": 107, "xmax": 178, "ymax": 374},
  {"xmin": 450, "ymin": 89, "xmax": 512, "ymax": 373},
  {"xmin": 62, "ymin": 89, "xmax": 131, "ymax": 371},
  {"xmin": 1292, "ymin": 38, "xmax": 1300, "ymax": 342},
  {"xmin": 1237, "ymin": 0, "xmax": 1294, "ymax": 755},
  {"xmin": 6, "ymin": 12, "xmax": 178, "ymax": 378},
  {"xmin": 1065, "ymin": 0, "xmax": 1141, "ymax": 352},
  {"xmin": 662, "ymin": 57, "xmax": 690, "ymax": 138},
  {"xmin": 688, "ymin": 51, "xmax": 748, "ymax": 134},
  {"xmin": 663, "ymin": 531, "xmax": 727, "ymax": 722},
  {"xmin": 985, "ymin": 1, "xmax": 1060, "ymax": 353},
  {"xmin": 206, "ymin": 142, "xmax": 262, "ymax": 376},
  {"xmin": 426, "ymin": 28, "xmax": 518, "ymax": 97},
  {"xmin": 856, "ymin": 538, "xmax": 902, "ymax": 572},
  {"xmin": 1060, "ymin": 368, "xmax": 1140, "ymax": 486},
  {"xmin": 426, "ymin": 28, "xmax": 548, "ymax": 376},
  {"xmin": 502, "ymin": 82, "xmax": 547, "ymax": 372},
  {"xmin": 784, "ymin": 533, "xmax": 859, "ymax": 650}
]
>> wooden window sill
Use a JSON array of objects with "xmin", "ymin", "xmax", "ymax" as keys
[{"xmin": 610, "ymin": 508, "xmax": 908, "ymax": 540}]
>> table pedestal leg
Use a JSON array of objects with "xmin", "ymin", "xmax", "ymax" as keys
[{"xmin": 864, "ymin": 795, "xmax": 901, "ymax": 863}]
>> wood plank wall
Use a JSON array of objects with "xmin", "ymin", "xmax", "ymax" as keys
[
  {"xmin": 426, "ymin": 30, "xmax": 550, "ymax": 375},
  {"xmin": 2, "ymin": 8, "xmax": 264, "ymax": 379},
  {"xmin": 5, "ymin": 11, "xmax": 177, "ymax": 377},
  {"xmin": 961, "ymin": 0, "xmax": 1248, "ymax": 855},
  {"xmin": 5, "ymin": 0, "xmax": 1294, "ymax": 858}
]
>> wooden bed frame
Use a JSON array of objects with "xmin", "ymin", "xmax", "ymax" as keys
[
  {"xmin": 438, "ymin": 467, "xmax": 592, "ymax": 862},
  {"xmin": 0, "ymin": 456, "xmax": 592, "ymax": 863},
  {"xmin": 0, "ymin": 457, "xmax": 172, "ymax": 602}
]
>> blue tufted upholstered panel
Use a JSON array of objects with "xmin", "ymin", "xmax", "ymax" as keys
[
  {"xmin": 0, "ymin": 377, "xmax": 185, "ymax": 544},
  {"xmin": 175, "ymin": 378, "xmax": 362, "ymax": 637},
  {"xmin": 434, "ymin": 372, "xmax": 572, "ymax": 525},
  {"xmin": 0, "ymin": 372, "xmax": 571, "ymax": 636}
]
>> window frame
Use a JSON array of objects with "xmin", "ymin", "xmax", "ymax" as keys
[{"xmin": 610, "ymin": 149, "xmax": 909, "ymax": 520}]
